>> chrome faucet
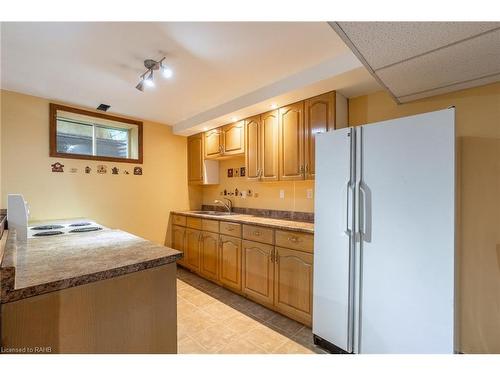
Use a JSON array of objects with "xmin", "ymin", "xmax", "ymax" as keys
[{"xmin": 214, "ymin": 198, "xmax": 232, "ymax": 213}]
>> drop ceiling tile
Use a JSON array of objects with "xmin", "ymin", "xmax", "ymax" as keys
[
  {"xmin": 337, "ymin": 22, "xmax": 500, "ymax": 70},
  {"xmin": 376, "ymin": 29, "xmax": 500, "ymax": 98}
]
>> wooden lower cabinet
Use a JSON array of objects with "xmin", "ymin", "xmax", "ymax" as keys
[
  {"xmin": 242, "ymin": 240, "xmax": 274, "ymax": 306},
  {"xmin": 200, "ymin": 232, "xmax": 219, "ymax": 281},
  {"xmin": 274, "ymin": 247, "xmax": 313, "ymax": 325},
  {"xmin": 172, "ymin": 225, "xmax": 187, "ymax": 267},
  {"xmin": 219, "ymin": 235, "xmax": 242, "ymax": 291},
  {"xmin": 185, "ymin": 228, "xmax": 202, "ymax": 272},
  {"xmin": 172, "ymin": 215, "xmax": 314, "ymax": 326}
]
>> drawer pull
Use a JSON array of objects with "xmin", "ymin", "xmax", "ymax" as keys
[
  {"xmin": 253, "ymin": 231, "xmax": 261, "ymax": 236},
  {"xmin": 226, "ymin": 227, "xmax": 235, "ymax": 231},
  {"xmin": 288, "ymin": 236, "xmax": 300, "ymax": 243}
]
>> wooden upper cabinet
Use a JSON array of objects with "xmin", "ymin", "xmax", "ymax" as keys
[
  {"xmin": 245, "ymin": 115, "xmax": 261, "ymax": 180},
  {"xmin": 279, "ymin": 101, "xmax": 305, "ymax": 181},
  {"xmin": 260, "ymin": 110, "xmax": 279, "ymax": 181},
  {"xmin": 200, "ymin": 231, "xmax": 219, "ymax": 281},
  {"xmin": 219, "ymin": 235, "xmax": 242, "ymax": 291},
  {"xmin": 274, "ymin": 247, "xmax": 313, "ymax": 325},
  {"xmin": 204, "ymin": 128, "xmax": 223, "ymax": 159},
  {"xmin": 222, "ymin": 121, "xmax": 245, "ymax": 156},
  {"xmin": 187, "ymin": 134, "xmax": 204, "ymax": 183},
  {"xmin": 304, "ymin": 91, "xmax": 335, "ymax": 180}
]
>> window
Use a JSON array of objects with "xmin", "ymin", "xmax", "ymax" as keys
[{"xmin": 50, "ymin": 104, "xmax": 142, "ymax": 163}]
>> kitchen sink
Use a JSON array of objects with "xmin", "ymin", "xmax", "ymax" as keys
[{"xmin": 189, "ymin": 210, "xmax": 238, "ymax": 216}]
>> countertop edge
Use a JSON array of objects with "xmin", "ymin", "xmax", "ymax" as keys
[
  {"xmin": 172, "ymin": 211, "xmax": 314, "ymax": 234},
  {"xmin": 0, "ymin": 229, "xmax": 183, "ymax": 304}
]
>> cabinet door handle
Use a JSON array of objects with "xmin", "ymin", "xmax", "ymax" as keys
[
  {"xmin": 275, "ymin": 252, "xmax": 280, "ymax": 264},
  {"xmin": 305, "ymin": 164, "xmax": 309, "ymax": 174},
  {"xmin": 270, "ymin": 249, "xmax": 275, "ymax": 263},
  {"xmin": 287, "ymin": 236, "xmax": 300, "ymax": 243}
]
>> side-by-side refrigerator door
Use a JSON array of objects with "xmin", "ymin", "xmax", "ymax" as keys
[
  {"xmin": 313, "ymin": 128, "xmax": 354, "ymax": 353},
  {"xmin": 356, "ymin": 109, "xmax": 455, "ymax": 353}
]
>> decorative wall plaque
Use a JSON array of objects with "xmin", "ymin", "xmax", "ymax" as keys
[
  {"xmin": 240, "ymin": 167, "xmax": 246, "ymax": 177},
  {"xmin": 97, "ymin": 165, "xmax": 107, "ymax": 174},
  {"xmin": 133, "ymin": 166, "xmax": 142, "ymax": 175},
  {"xmin": 112, "ymin": 167, "xmax": 119, "ymax": 175},
  {"xmin": 85, "ymin": 166, "xmax": 91, "ymax": 174},
  {"xmin": 51, "ymin": 162, "xmax": 64, "ymax": 173},
  {"xmin": 227, "ymin": 168, "xmax": 233, "ymax": 178}
]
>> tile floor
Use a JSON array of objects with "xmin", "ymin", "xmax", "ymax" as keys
[{"xmin": 176, "ymin": 267, "xmax": 328, "ymax": 354}]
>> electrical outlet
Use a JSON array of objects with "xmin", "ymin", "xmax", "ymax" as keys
[
  {"xmin": 306, "ymin": 189, "xmax": 313, "ymax": 199},
  {"xmin": 279, "ymin": 189, "xmax": 285, "ymax": 199}
]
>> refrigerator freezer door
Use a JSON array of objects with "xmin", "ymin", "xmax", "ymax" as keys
[
  {"xmin": 313, "ymin": 128, "xmax": 354, "ymax": 352},
  {"xmin": 357, "ymin": 109, "xmax": 455, "ymax": 353}
]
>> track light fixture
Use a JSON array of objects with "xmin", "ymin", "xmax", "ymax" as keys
[{"xmin": 136, "ymin": 57, "xmax": 173, "ymax": 92}]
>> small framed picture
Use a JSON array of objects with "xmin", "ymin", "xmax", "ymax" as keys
[
  {"xmin": 227, "ymin": 168, "xmax": 233, "ymax": 178},
  {"xmin": 240, "ymin": 167, "xmax": 246, "ymax": 177}
]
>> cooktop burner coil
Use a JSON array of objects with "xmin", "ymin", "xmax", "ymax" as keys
[
  {"xmin": 69, "ymin": 226, "xmax": 103, "ymax": 233},
  {"xmin": 31, "ymin": 225, "xmax": 65, "ymax": 230},
  {"xmin": 33, "ymin": 231, "xmax": 64, "ymax": 237}
]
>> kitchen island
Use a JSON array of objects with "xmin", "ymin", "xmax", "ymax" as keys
[{"xmin": 0, "ymin": 226, "xmax": 182, "ymax": 353}]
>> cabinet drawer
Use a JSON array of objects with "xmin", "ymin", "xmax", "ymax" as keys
[
  {"xmin": 172, "ymin": 214, "xmax": 186, "ymax": 226},
  {"xmin": 186, "ymin": 217, "xmax": 202, "ymax": 230},
  {"xmin": 275, "ymin": 230, "xmax": 313, "ymax": 253},
  {"xmin": 220, "ymin": 222, "xmax": 241, "ymax": 237},
  {"xmin": 242, "ymin": 225, "xmax": 274, "ymax": 245},
  {"xmin": 202, "ymin": 219, "xmax": 219, "ymax": 233}
]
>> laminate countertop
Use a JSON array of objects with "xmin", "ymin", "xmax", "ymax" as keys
[
  {"xmin": 173, "ymin": 211, "xmax": 314, "ymax": 234},
  {"xmin": 0, "ymin": 228, "xmax": 182, "ymax": 303}
]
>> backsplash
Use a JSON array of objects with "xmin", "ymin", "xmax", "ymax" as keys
[{"xmin": 201, "ymin": 204, "xmax": 314, "ymax": 223}]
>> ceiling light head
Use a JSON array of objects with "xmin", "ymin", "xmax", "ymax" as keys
[
  {"xmin": 135, "ymin": 80, "xmax": 145, "ymax": 92},
  {"xmin": 161, "ymin": 63, "xmax": 173, "ymax": 78},
  {"xmin": 144, "ymin": 71, "xmax": 155, "ymax": 87}
]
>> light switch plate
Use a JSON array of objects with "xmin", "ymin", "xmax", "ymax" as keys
[{"xmin": 279, "ymin": 189, "xmax": 285, "ymax": 199}]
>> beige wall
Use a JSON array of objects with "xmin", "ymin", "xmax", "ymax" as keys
[
  {"xmin": 201, "ymin": 156, "xmax": 315, "ymax": 212},
  {"xmin": 349, "ymin": 82, "xmax": 500, "ymax": 353},
  {"xmin": 1, "ymin": 90, "xmax": 197, "ymax": 244}
]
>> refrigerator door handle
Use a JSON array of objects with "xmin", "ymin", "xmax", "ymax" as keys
[
  {"xmin": 359, "ymin": 182, "xmax": 372, "ymax": 242},
  {"xmin": 342, "ymin": 181, "xmax": 352, "ymax": 236}
]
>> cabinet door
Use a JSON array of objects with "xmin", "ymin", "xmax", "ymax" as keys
[
  {"xmin": 242, "ymin": 240, "xmax": 274, "ymax": 306},
  {"xmin": 261, "ymin": 110, "xmax": 279, "ymax": 181},
  {"xmin": 188, "ymin": 134, "xmax": 203, "ymax": 183},
  {"xmin": 204, "ymin": 128, "xmax": 222, "ymax": 159},
  {"xmin": 185, "ymin": 229, "xmax": 201, "ymax": 272},
  {"xmin": 274, "ymin": 247, "xmax": 313, "ymax": 325},
  {"xmin": 304, "ymin": 91, "xmax": 335, "ymax": 180},
  {"xmin": 200, "ymin": 231, "xmax": 219, "ymax": 281},
  {"xmin": 279, "ymin": 101, "xmax": 305, "ymax": 181},
  {"xmin": 219, "ymin": 235, "xmax": 242, "ymax": 291},
  {"xmin": 172, "ymin": 225, "xmax": 187, "ymax": 267},
  {"xmin": 223, "ymin": 121, "xmax": 245, "ymax": 156},
  {"xmin": 245, "ymin": 115, "xmax": 260, "ymax": 180}
]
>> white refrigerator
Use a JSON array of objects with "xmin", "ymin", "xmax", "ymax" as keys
[{"xmin": 313, "ymin": 109, "xmax": 455, "ymax": 354}]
